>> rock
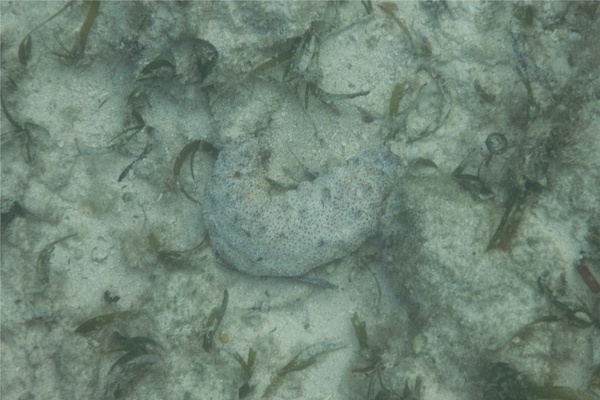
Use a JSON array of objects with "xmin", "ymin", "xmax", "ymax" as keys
[{"xmin": 204, "ymin": 138, "xmax": 400, "ymax": 277}]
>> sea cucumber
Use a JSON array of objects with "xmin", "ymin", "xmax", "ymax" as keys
[{"xmin": 204, "ymin": 138, "xmax": 400, "ymax": 277}]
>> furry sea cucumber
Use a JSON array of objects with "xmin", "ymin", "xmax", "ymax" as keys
[{"xmin": 204, "ymin": 138, "xmax": 400, "ymax": 277}]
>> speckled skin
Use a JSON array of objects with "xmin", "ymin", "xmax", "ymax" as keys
[{"xmin": 204, "ymin": 138, "xmax": 400, "ymax": 277}]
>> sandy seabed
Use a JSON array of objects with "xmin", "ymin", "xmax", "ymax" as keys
[{"xmin": 2, "ymin": 2, "xmax": 600, "ymax": 400}]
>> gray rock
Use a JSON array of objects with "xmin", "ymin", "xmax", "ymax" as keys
[{"xmin": 204, "ymin": 138, "xmax": 400, "ymax": 277}]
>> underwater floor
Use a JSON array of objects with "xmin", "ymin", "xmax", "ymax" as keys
[{"xmin": 1, "ymin": 2, "xmax": 599, "ymax": 399}]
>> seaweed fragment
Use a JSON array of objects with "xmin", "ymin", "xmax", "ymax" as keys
[
  {"xmin": 193, "ymin": 38, "xmax": 219, "ymax": 83},
  {"xmin": 118, "ymin": 131, "xmax": 154, "ymax": 182},
  {"xmin": 535, "ymin": 276, "xmax": 596, "ymax": 329},
  {"xmin": 1, "ymin": 94, "xmax": 49, "ymax": 163},
  {"xmin": 415, "ymin": 32, "xmax": 433, "ymax": 55},
  {"xmin": 18, "ymin": 35, "xmax": 32, "ymax": 65},
  {"xmin": 173, "ymin": 139, "xmax": 216, "ymax": 204},
  {"xmin": 351, "ymin": 312, "xmax": 370, "ymax": 352},
  {"xmin": 482, "ymin": 361, "xmax": 598, "ymax": 400},
  {"xmin": 486, "ymin": 187, "xmax": 527, "ymax": 251},
  {"xmin": 350, "ymin": 313, "xmax": 381, "ymax": 374},
  {"xmin": 22, "ymin": 122, "xmax": 49, "ymax": 162},
  {"xmin": 451, "ymin": 131, "xmax": 549, "ymax": 251},
  {"xmin": 76, "ymin": 110, "xmax": 146, "ymax": 155},
  {"xmin": 107, "ymin": 124, "xmax": 146, "ymax": 151},
  {"xmin": 230, "ymin": 348, "xmax": 257, "ymax": 399},
  {"xmin": 516, "ymin": 65, "xmax": 538, "ymax": 123},
  {"xmin": 74, "ymin": 311, "xmax": 140, "ymax": 335},
  {"xmin": 350, "ymin": 313, "xmax": 417, "ymax": 400},
  {"xmin": 451, "ymin": 150, "xmax": 495, "ymax": 201},
  {"xmin": 511, "ymin": 33, "xmax": 540, "ymax": 123},
  {"xmin": 0, "ymin": 200, "xmax": 29, "ymax": 232},
  {"xmin": 1, "ymin": 92, "xmax": 23, "ymax": 131},
  {"xmin": 307, "ymin": 84, "xmax": 370, "ymax": 108},
  {"xmin": 474, "ymin": 79, "xmax": 496, "ymax": 103},
  {"xmin": 253, "ymin": 25, "xmax": 367, "ymax": 111},
  {"xmin": 284, "ymin": 26, "xmax": 321, "ymax": 82},
  {"xmin": 362, "ymin": 0, "xmax": 374, "ymax": 15},
  {"xmin": 410, "ymin": 70, "xmax": 452, "ymax": 142},
  {"xmin": 17, "ymin": 0, "xmax": 75, "ymax": 65},
  {"xmin": 252, "ymin": 40, "xmax": 297, "ymax": 74},
  {"xmin": 517, "ymin": 128, "xmax": 568, "ymax": 195},
  {"xmin": 76, "ymin": 111, "xmax": 154, "ymax": 181},
  {"xmin": 105, "ymin": 332, "xmax": 163, "ymax": 399},
  {"xmin": 106, "ymin": 353, "xmax": 161, "ymax": 399},
  {"xmin": 109, "ymin": 331, "xmax": 163, "ymax": 355},
  {"xmin": 292, "ymin": 276, "xmax": 338, "ymax": 289},
  {"xmin": 52, "ymin": 1, "xmax": 100, "ymax": 61},
  {"xmin": 75, "ymin": 311, "xmax": 162, "ymax": 398},
  {"xmin": 493, "ymin": 315, "xmax": 559, "ymax": 348},
  {"xmin": 378, "ymin": 2, "xmax": 413, "ymax": 44},
  {"xmin": 388, "ymin": 83, "xmax": 406, "ymax": 118},
  {"xmin": 261, "ymin": 340, "xmax": 345, "ymax": 398},
  {"xmin": 203, "ymin": 289, "xmax": 229, "ymax": 352},
  {"xmin": 154, "ymin": 234, "xmax": 207, "ymax": 269},
  {"xmin": 576, "ymin": 258, "xmax": 600, "ymax": 294},
  {"xmin": 138, "ymin": 54, "xmax": 176, "ymax": 81},
  {"xmin": 140, "ymin": 59, "xmax": 174, "ymax": 76},
  {"xmin": 388, "ymin": 68, "xmax": 451, "ymax": 143},
  {"xmin": 78, "ymin": 1, "xmax": 100, "ymax": 58},
  {"xmin": 37, "ymin": 233, "xmax": 77, "ymax": 286},
  {"xmin": 452, "ymin": 173, "xmax": 495, "ymax": 201}
]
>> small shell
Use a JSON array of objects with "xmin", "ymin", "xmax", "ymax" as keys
[{"xmin": 485, "ymin": 132, "xmax": 508, "ymax": 155}]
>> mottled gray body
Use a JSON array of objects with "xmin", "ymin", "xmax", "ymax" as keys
[{"xmin": 204, "ymin": 138, "xmax": 400, "ymax": 277}]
